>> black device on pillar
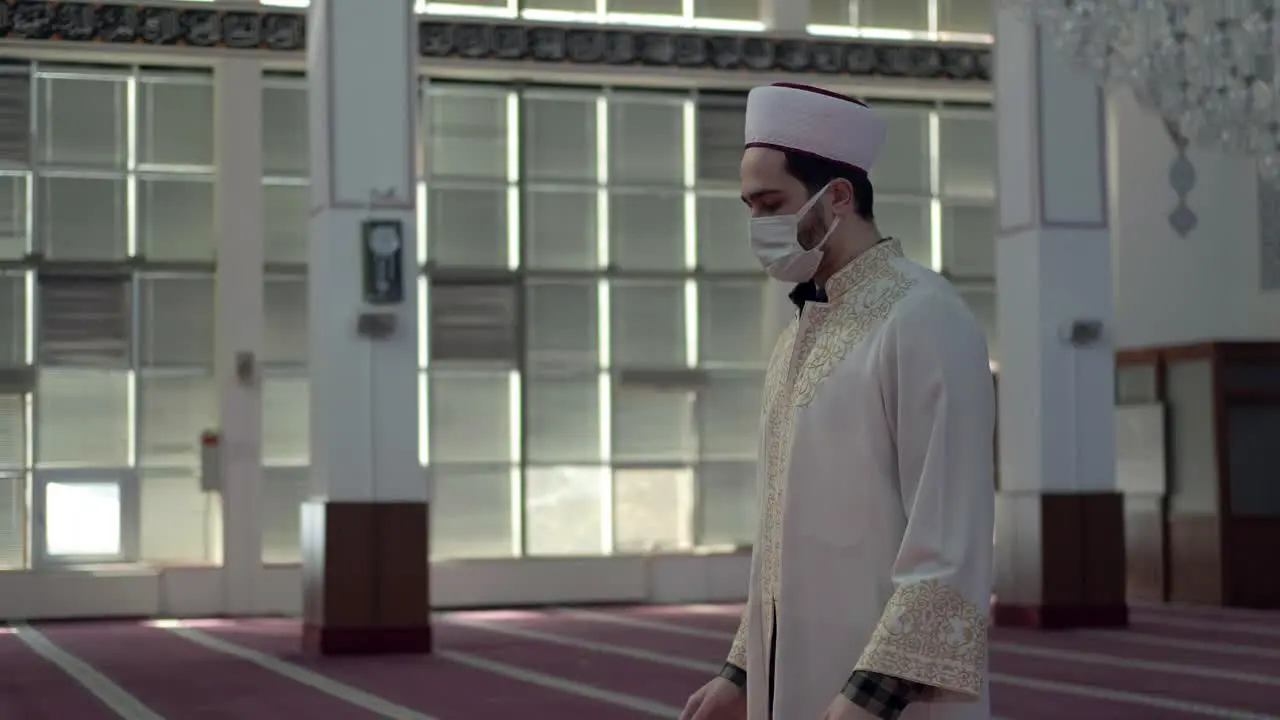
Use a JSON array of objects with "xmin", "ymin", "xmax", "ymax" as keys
[{"xmin": 361, "ymin": 219, "xmax": 405, "ymax": 305}]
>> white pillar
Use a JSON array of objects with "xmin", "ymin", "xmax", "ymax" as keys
[
  {"xmin": 301, "ymin": 0, "xmax": 428, "ymax": 654},
  {"xmin": 306, "ymin": 0, "xmax": 420, "ymax": 505},
  {"xmin": 213, "ymin": 57, "xmax": 265, "ymax": 615},
  {"xmin": 991, "ymin": 10, "xmax": 1126, "ymax": 627},
  {"xmin": 760, "ymin": 0, "xmax": 809, "ymax": 32}
]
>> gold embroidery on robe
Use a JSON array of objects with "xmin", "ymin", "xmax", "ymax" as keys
[
  {"xmin": 855, "ymin": 578, "xmax": 989, "ymax": 698},
  {"xmin": 730, "ymin": 239, "xmax": 919, "ymax": 669},
  {"xmin": 792, "ymin": 264, "xmax": 915, "ymax": 407}
]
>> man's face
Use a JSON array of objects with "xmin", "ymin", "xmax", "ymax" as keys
[{"xmin": 739, "ymin": 147, "xmax": 830, "ymax": 251}]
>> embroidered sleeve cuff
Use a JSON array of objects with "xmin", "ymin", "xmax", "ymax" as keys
[
  {"xmin": 719, "ymin": 662, "xmax": 747, "ymax": 688},
  {"xmin": 841, "ymin": 670, "xmax": 927, "ymax": 720},
  {"xmin": 855, "ymin": 579, "xmax": 988, "ymax": 698}
]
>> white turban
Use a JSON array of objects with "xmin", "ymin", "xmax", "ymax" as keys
[{"xmin": 744, "ymin": 82, "xmax": 888, "ymax": 173}]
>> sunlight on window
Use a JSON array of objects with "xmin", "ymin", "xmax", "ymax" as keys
[{"xmin": 46, "ymin": 482, "xmax": 121, "ymax": 557}]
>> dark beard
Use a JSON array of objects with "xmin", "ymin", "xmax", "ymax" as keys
[{"xmin": 796, "ymin": 213, "xmax": 829, "ymax": 250}]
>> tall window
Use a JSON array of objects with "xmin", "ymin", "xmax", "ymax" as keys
[
  {"xmin": 937, "ymin": 105, "xmax": 997, "ymax": 360},
  {"xmin": 254, "ymin": 76, "xmax": 995, "ymax": 564},
  {"xmin": 5, "ymin": 63, "xmax": 220, "ymax": 570},
  {"xmin": 260, "ymin": 73, "xmax": 311, "ymax": 564}
]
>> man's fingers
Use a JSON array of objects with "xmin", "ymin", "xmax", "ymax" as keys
[{"xmin": 678, "ymin": 695, "xmax": 702, "ymax": 720}]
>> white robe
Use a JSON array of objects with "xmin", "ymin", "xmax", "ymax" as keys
[{"xmin": 726, "ymin": 239, "xmax": 995, "ymax": 720}]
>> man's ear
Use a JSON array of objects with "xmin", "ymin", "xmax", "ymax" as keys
[{"xmin": 828, "ymin": 178, "xmax": 855, "ymax": 215}]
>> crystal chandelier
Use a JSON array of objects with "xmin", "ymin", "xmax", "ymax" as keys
[{"xmin": 1004, "ymin": 0, "xmax": 1280, "ymax": 183}]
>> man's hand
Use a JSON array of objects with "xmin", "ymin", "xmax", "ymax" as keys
[
  {"xmin": 679, "ymin": 676, "xmax": 746, "ymax": 720},
  {"xmin": 821, "ymin": 694, "xmax": 877, "ymax": 720}
]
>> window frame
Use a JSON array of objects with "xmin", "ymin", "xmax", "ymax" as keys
[{"xmin": 30, "ymin": 467, "xmax": 140, "ymax": 569}]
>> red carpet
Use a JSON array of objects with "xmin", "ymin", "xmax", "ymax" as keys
[{"xmin": 2, "ymin": 603, "xmax": 1278, "ymax": 719}]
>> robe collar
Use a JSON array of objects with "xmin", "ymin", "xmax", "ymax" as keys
[{"xmin": 789, "ymin": 237, "xmax": 904, "ymax": 311}]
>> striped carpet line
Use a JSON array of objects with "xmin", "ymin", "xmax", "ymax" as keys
[
  {"xmin": 11, "ymin": 623, "xmax": 166, "ymax": 720},
  {"xmin": 167, "ymin": 625, "xmax": 438, "ymax": 720}
]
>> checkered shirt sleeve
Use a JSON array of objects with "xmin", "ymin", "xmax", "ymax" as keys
[{"xmin": 841, "ymin": 670, "xmax": 928, "ymax": 720}]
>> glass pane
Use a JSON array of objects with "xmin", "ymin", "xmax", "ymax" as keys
[
  {"xmin": 525, "ymin": 189, "xmax": 597, "ymax": 270},
  {"xmin": 610, "ymin": 280, "xmax": 686, "ymax": 368},
  {"xmin": 264, "ymin": 276, "xmax": 308, "ymax": 364},
  {"xmin": 37, "ymin": 275, "xmax": 131, "ymax": 368},
  {"xmin": 697, "ymin": 194, "xmax": 755, "ymax": 271},
  {"xmin": 699, "ymin": 280, "xmax": 770, "ymax": 367},
  {"xmin": 943, "ymin": 203, "xmax": 995, "ymax": 278},
  {"xmin": 428, "ymin": 186, "xmax": 508, "ymax": 268},
  {"xmin": 699, "ymin": 371, "xmax": 764, "ymax": 460},
  {"xmin": 430, "ymin": 281, "xmax": 520, "ymax": 363},
  {"xmin": 526, "ymin": 374, "xmax": 600, "ymax": 464},
  {"xmin": 262, "ymin": 84, "xmax": 309, "ymax": 176},
  {"xmin": 939, "ymin": 0, "xmax": 993, "ymax": 34},
  {"xmin": 608, "ymin": 98, "xmax": 683, "ymax": 186},
  {"xmin": 877, "ymin": 200, "xmax": 931, "ymax": 267},
  {"xmin": 695, "ymin": 98, "xmax": 746, "ymax": 184},
  {"xmin": 939, "ymin": 114, "xmax": 996, "ymax": 199},
  {"xmin": 137, "ymin": 79, "xmax": 215, "ymax": 168},
  {"xmin": 0, "ymin": 473, "xmax": 23, "ymax": 569},
  {"xmin": 859, "ymin": 0, "xmax": 928, "ymax": 30},
  {"xmin": 262, "ymin": 466, "xmax": 308, "ymax": 563},
  {"xmin": 263, "ymin": 376, "xmax": 309, "ymax": 465},
  {"xmin": 431, "ymin": 464, "xmax": 515, "ymax": 559},
  {"xmin": 137, "ymin": 178, "xmax": 216, "ymax": 262},
  {"xmin": 264, "ymin": 183, "xmax": 310, "ymax": 265},
  {"xmin": 430, "ymin": 370, "xmax": 511, "ymax": 464},
  {"xmin": 609, "ymin": 0, "xmax": 681, "ymax": 12},
  {"xmin": 0, "ymin": 395, "xmax": 23, "ymax": 469},
  {"xmin": 695, "ymin": 0, "xmax": 757, "ymax": 20},
  {"xmin": 614, "ymin": 468, "xmax": 694, "ymax": 553},
  {"xmin": 424, "ymin": 0, "xmax": 506, "ymax": 6},
  {"xmin": 872, "ymin": 108, "xmax": 930, "ymax": 195},
  {"xmin": 524, "ymin": 95, "xmax": 597, "ymax": 182},
  {"xmin": 810, "ymin": 0, "xmax": 851, "ymax": 25},
  {"xmin": 37, "ymin": 176, "xmax": 127, "ymax": 260},
  {"xmin": 525, "ymin": 466, "xmax": 606, "ymax": 556},
  {"xmin": 45, "ymin": 480, "xmax": 121, "ymax": 557},
  {"xmin": 0, "ymin": 175, "xmax": 28, "ymax": 259},
  {"xmin": 138, "ymin": 373, "xmax": 215, "ymax": 468},
  {"xmin": 38, "ymin": 75, "xmax": 127, "ymax": 168},
  {"xmin": 959, "ymin": 288, "xmax": 997, "ymax": 361},
  {"xmin": 610, "ymin": 191, "xmax": 684, "ymax": 271},
  {"xmin": 139, "ymin": 276, "xmax": 215, "ymax": 368},
  {"xmin": 36, "ymin": 370, "xmax": 129, "ymax": 467},
  {"xmin": 0, "ymin": 275, "xmax": 24, "ymax": 368},
  {"xmin": 697, "ymin": 460, "xmax": 756, "ymax": 546},
  {"xmin": 613, "ymin": 387, "xmax": 696, "ymax": 463},
  {"xmin": 525, "ymin": 280, "xmax": 598, "ymax": 369},
  {"xmin": 427, "ymin": 87, "xmax": 509, "ymax": 180},
  {"xmin": 140, "ymin": 469, "xmax": 220, "ymax": 565},
  {"xmin": 524, "ymin": 0, "xmax": 593, "ymax": 11}
]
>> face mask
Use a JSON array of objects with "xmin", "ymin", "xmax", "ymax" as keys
[{"xmin": 749, "ymin": 183, "xmax": 841, "ymax": 283}]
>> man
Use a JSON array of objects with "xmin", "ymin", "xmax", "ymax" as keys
[{"xmin": 680, "ymin": 83, "xmax": 995, "ymax": 720}]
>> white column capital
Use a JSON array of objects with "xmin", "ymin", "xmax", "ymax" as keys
[
  {"xmin": 994, "ymin": 8, "xmax": 1108, "ymax": 236},
  {"xmin": 307, "ymin": 0, "xmax": 417, "ymax": 212}
]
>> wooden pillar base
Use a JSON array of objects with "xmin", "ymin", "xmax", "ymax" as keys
[
  {"xmin": 301, "ymin": 500, "xmax": 431, "ymax": 655},
  {"xmin": 993, "ymin": 492, "xmax": 1129, "ymax": 629}
]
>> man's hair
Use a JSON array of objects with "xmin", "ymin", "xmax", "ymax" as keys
[{"xmin": 782, "ymin": 151, "xmax": 875, "ymax": 221}]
